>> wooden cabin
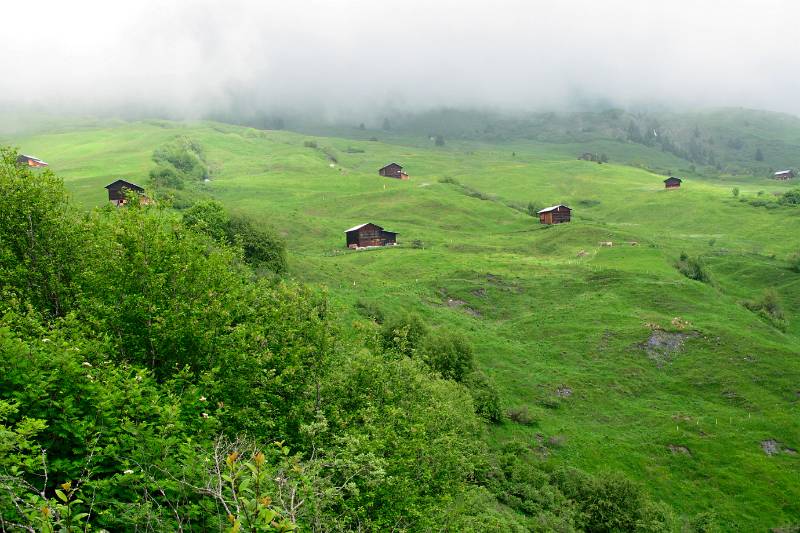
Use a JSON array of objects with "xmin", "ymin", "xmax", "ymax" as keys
[
  {"xmin": 378, "ymin": 163, "xmax": 408, "ymax": 180},
  {"xmin": 664, "ymin": 176, "xmax": 682, "ymax": 189},
  {"xmin": 537, "ymin": 205, "xmax": 571, "ymax": 225},
  {"xmin": 773, "ymin": 170, "xmax": 795, "ymax": 180},
  {"xmin": 105, "ymin": 179, "xmax": 149, "ymax": 206},
  {"xmin": 345, "ymin": 223, "xmax": 398, "ymax": 249},
  {"xmin": 16, "ymin": 154, "xmax": 48, "ymax": 167}
]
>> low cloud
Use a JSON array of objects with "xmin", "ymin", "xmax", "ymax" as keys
[{"xmin": 3, "ymin": 0, "xmax": 799, "ymax": 120}]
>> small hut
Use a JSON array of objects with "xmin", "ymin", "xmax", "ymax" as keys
[
  {"xmin": 378, "ymin": 163, "xmax": 408, "ymax": 180},
  {"xmin": 537, "ymin": 205, "xmax": 571, "ymax": 225},
  {"xmin": 345, "ymin": 223, "xmax": 398, "ymax": 249},
  {"xmin": 773, "ymin": 170, "xmax": 795, "ymax": 180},
  {"xmin": 105, "ymin": 179, "xmax": 149, "ymax": 206},
  {"xmin": 664, "ymin": 176, "xmax": 682, "ymax": 189},
  {"xmin": 16, "ymin": 154, "xmax": 48, "ymax": 167}
]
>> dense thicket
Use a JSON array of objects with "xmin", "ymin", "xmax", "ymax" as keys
[{"xmin": 0, "ymin": 147, "xmax": 693, "ymax": 531}]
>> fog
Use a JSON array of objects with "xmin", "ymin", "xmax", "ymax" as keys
[{"xmin": 3, "ymin": 0, "xmax": 799, "ymax": 121}]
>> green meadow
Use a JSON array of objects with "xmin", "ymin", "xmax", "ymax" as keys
[{"xmin": 5, "ymin": 116, "xmax": 800, "ymax": 529}]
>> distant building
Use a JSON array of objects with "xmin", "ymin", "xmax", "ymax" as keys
[
  {"xmin": 537, "ymin": 205, "xmax": 572, "ymax": 225},
  {"xmin": 378, "ymin": 163, "xmax": 408, "ymax": 180},
  {"xmin": 345, "ymin": 223, "xmax": 398, "ymax": 248},
  {"xmin": 773, "ymin": 170, "xmax": 795, "ymax": 180},
  {"xmin": 578, "ymin": 152, "xmax": 595, "ymax": 161},
  {"xmin": 104, "ymin": 179, "xmax": 150, "ymax": 206},
  {"xmin": 664, "ymin": 176, "xmax": 682, "ymax": 189},
  {"xmin": 16, "ymin": 154, "xmax": 48, "ymax": 167}
]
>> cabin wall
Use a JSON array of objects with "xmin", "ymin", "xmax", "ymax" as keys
[
  {"xmin": 379, "ymin": 165, "xmax": 403, "ymax": 178},
  {"xmin": 551, "ymin": 209, "xmax": 571, "ymax": 223}
]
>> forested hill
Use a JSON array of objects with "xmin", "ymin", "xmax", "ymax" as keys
[{"xmin": 264, "ymin": 107, "xmax": 800, "ymax": 177}]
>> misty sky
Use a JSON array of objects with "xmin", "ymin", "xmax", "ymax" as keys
[{"xmin": 3, "ymin": 0, "xmax": 800, "ymax": 119}]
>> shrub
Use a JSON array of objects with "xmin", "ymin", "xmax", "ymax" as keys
[
  {"xmin": 780, "ymin": 188, "xmax": 800, "ymax": 205},
  {"xmin": 742, "ymin": 288, "xmax": 788, "ymax": 330},
  {"xmin": 732, "ymin": 187, "xmax": 740, "ymax": 197},
  {"xmin": 183, "ymin": 201, "xmax": 287, "ymax": 274},
  {"xmin": 152, "ymin": 136, "xmax": 209, "ymax": 181},
  {"xmin": 380, "ymin": 313, "xmax": 429, "ymax": 356},
  {"xmin": 355, "ymin": 299, "xmax": 384, "ymax": 323},
  {"xmin": 789, "ymin": 251, "xmax": 800, "ymax": 273},
  {"xmin": 506, "ymin": 406, "xmax": 535, "ymax": 426},
  {"xmin": 410, "ymin": 239, "xmax": 425, "ymax": 249},
  {"xmin": 149, "ymin": 164, "xmax": 184, "ymax": 189},
  {"xmin": 675, "ymin": 252, "xmax": 713, "ymax": 284},
  {"xmin": 465, "ymin": 371, "xmax": 503, "ymax": 423},
  {"xmin": 420, "ymin": 331, "xmax": 476, "ymax": 382},
  {"xmin": 303, "ymin": 140, "xmax": 318, "ymax": 148},
  {"xmin": 527, "ymin": 201, "xmax": 540, "ymax": 217},
  {"xmin": 228, "ymin": 213, "xmax": 287, "ymax": 274}
]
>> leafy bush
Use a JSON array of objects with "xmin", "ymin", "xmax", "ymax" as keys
[
  {"xmin": 742, "ymin": 288, "xmax": 788, "ymax": 330},
  {"xmin": 303, "ymin": 140, "xmax": 318, "ymax": 148},
  {"xmin": 420, "ymin": 331, "xmax": 476, "ymax": 382},
  {"xmin": 506, "ymin": 406, "xmax": 536, "ymax": 426},
  {"xmin": 380, "ymin": 313, "xmax": 430, "ymax": 356},
  {"xmin": 675, "ymin": 252, "xmax": 713, "ymax": 283},
  {"xmin": 464, "ymin": 371, "xmax": 503, "ymax": 423},
  {"xmin": 228, "ymin": 213, "xmax": 288, "ymax": 273},
  {"xmin": 183, "ymin": 200, "xmax": 287, "ymax": 273},
  {"xmin": 355, "ymin": 299, "xmax": 385, "ymax": 323},
  {"xmin": 152, "ymin": 136, "xmax": 209, "ymax": 182},
  {"xmin": 789, "ymin": 251, "xmax": 800, "ymax": 273},
  {"xmin": 780, "ymin": 188, "xmax": 800, "ymax": 205}
]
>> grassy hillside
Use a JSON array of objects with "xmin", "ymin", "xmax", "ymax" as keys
[{"xmin": 4, "ymin": 117, "xmax": 800, "ymax": 529}]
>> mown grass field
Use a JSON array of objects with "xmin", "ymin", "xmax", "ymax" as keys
[{"xmin": 4, "ymin": 117, "xmax": 800, "ymax": 530}]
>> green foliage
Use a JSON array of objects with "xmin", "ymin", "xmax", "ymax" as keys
[
  {"xmin": 553, "ymin": 468, "xmax": 675, "ymax": 532},
  {"xmin": 420, "ymin": 330, "xmax": 475, "ymax": 382},
  {"xmin": 380, "ymin": 312, "xmax": 430, "ymax": 356},
  {"xmin": 152, "ymin": 136, "xmax": 209, "ymax": 180},
  {"xmin": 731, "ymin": 187, "xmax": 740, "ymax": 197},
  {"xmin": 183, "ymin": 200, "xmax": 287, "ymax": 273},
  {"xmin": 355, "ymin": 298, "xmax": 384, "ymax": 323},
  {"xmin": 675, "ymin": 252, "xmax": 713, "ymax": 284},
  {"xmin": 506, "ymin": 406, "xmax": 536, "ymax": 426},
  {"xmin": 527, "ymin": 201, "xmax": 540, "ymax": 217},
  {"xmin": 228, "ymin": 213, "xmax": 288, "ymax": 273},
  {"xmin": 789, "ymin": 251, "xmax": 800, "ymax": 273},
  {"xmin": 742, "ymin": 288, "xmax": 787, "ymax": 330},
  {"xmin": 464, "ymin": 371, "xmax": 503, "ymax": 423},
  {"xmin": 779, "ymin": 188, "xmax": 800, "ymax": 205},
  {"xmin": 149, "ymin": 164, "xmax": 184, "ymax": 189}
]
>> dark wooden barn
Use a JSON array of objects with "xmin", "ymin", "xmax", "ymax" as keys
[
  {"xmin": 105, "ymin": 179, "xmax": 148, "ymax": 206},
  {"xmin": 378, "ymin": 163, "xmax": 408, "ymax": 180},
  {"xmin": 537, "ymin": 205, "xmax": 571, "ymax": 225},
  {"xmin": 16, "ymin": 154, "xmax": 48, "ymax": 167},
  {"xmin": 345, "ymin": 223, "xmax": 398, "ymax": 249},
  {"xmin": 664, "ymin": 176, "xmax": 682, "ymax": 189},
  {"xmin": 773, "ymin": 170, "xmax": 795, "ymax": 180}
]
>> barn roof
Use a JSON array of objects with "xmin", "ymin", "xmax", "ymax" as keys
[
  {"xmin": 664, "ymin": 176, "xmax": 682, "ymax": 182},
  {"xmin": 344, "ymin": 222, "xmax": 397, "ymax": 234},
  {"xmin": 379, "ymin": 162, "xmax": 402, "ymax": 170},
  {"xmin": 18, "ymin": 154, "xmax": 48, "ymax": 165},
  {"xmin": 774, "ymin": 169, "xmax": 793, "ymax": 174},
  {"xmin": 537, "ymin": 204, "xmax": 571, "ymax": 214},
  {"xmin": 105, "ymin": 179, "xmax": 144, "ymax": 191}
]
